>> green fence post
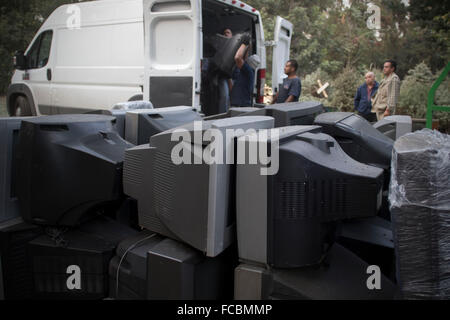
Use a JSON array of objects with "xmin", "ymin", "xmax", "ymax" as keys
[{"xmin": 427, "ymin": 62, "xmax": 450, "ymax": 129}]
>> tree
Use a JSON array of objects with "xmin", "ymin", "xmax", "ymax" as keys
[{"xmin": 0, "ymin": 0, "xmax": 86, "ymax": 95}]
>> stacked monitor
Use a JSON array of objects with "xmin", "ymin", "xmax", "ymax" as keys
[
  {"xmin": 146, "ymin": 238, "xmax": 236, "ymax": 300},
  {"xmin": 0, "ymin": 218, "xmax": 43, "ymax": 300},
  {"xmin": 236, "ymin": 126, "xmax": 385, "ymax": 268},
  {"xmin": 109, "ymin": 231, "xmax": 164, "ymax": 300},
  {"xmin": 256, "ymin": 102, "xmax": 325, "ymax": 127},
  {"xmin": 235, "ymin": 244, "xmax": 397, "ymax": 300},
  {"xmin": 27, "ymin": 216, "xmax": 138, "ymax": 300},
  {"xmin": 204, "ymin": 107, "xmax": 261, "ymax": 121},
  {"xmin": 125, "ymin": 106, "xmax": 203, "ymax": 145},
  {"xmin": 109, "ymin": 231, "xmax": 237, "ymax": 300},
  {"xmin": 204, "ymin": 101, "xmax": 324, "ymax": 127},
  {"xmin": 16, "ymin": 115, "xmax": 133, "ymax": 227},
  {"xmin": 373, "ymin": 115, "xmax": 412, "ymax": 141},
  {"xmin": 86, "ymin": 109, "xmax": 128, "ymax": 139},
  {"xmin": 0, "ymin": 118, "xmax": 27, "ymax": 223},
  {"xmin": 314, "ymin": 112, "xmax": 394, "ymax": 170},
  {"xmin": 123, "ymin": 116, "xmax": 275, "ymax": 257}
]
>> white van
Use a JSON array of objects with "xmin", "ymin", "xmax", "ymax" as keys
[{"xmin": 8, "ymin": 0, "xmax": 292, "ymax": 116}]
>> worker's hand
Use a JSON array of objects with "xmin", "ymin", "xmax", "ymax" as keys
[
  {"xmin": 241, "ymin": 33, "xmax": 251, "ymax": 46},
  {"xmin": 384, "ymin": 108, "xmax": 391, "ymax": 117}
]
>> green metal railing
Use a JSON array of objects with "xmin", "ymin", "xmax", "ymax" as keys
[{"xmin": 427, "ymin": 62, "xmax": 450, "ymax": 129}]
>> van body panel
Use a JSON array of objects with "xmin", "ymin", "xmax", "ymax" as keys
[
  {"xmin": 143, "ymin": 0, "xmax": 202, "ymax": 109},
  {"xmin": 272, "ymin": 16, "xmax": 293, "ymax": 94},
  {"xmin": 9, "ymin": 0, "xmax": 145, "ymax": 114}
]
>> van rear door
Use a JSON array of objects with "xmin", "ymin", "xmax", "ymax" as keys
[
  {"xmin": 272, "ymin": 16, "xmax": 293, "ymax": 96},
  {"xmin": 143, "ymin": 0, "xmax": 202, "ymax": 109}
]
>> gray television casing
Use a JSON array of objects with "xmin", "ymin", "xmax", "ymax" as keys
[
  {"xmin": 203, "ymin": 107, "xmax": 262, "ymax": 121},
  {"xmin": 373, "ymin": 115, "xmax": 412, "ymax": 141},
  {"xmin": 125, "ymin": 106, "xmax": 202, "ymax": 145},
  {"xmin": 236, "ymin": 126, "xmax": 385, "ymax": 267},
  {"xmin": 0, "ymin": 118, "xmax": 29, "ymax": 223},
  {"xmin": 236, "ymin": 126, "xmax": 321, "ymax": 266},
  {"xmin": 123, "ymin": 116, "xmax": 275, "ymax": 258},
  {"xmin": 109, "ymin": 231, "xmax": 164, "ymax": 300},
  {"xmin": 85, "ymin": 109, "xmax": 130, "ymax": 139},
  {"xmin": 146, "ymin": 237, "xmax": 235, "ymax": 300},
  {"xmin": 241, "ymin": 101, "xmax": 325, "ymax": 127}
]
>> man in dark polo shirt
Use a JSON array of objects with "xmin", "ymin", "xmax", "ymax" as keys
[{"xmin": 272, "ymin": 60, "xmax": 302, "ymax": 104}]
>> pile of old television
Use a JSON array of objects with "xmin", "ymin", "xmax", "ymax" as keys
[{"xmin": 1, "ymin": 99, "xmax": 448, "ymax": 300}]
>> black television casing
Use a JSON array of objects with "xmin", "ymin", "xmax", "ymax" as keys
[
  {"xmin": 28, "ymin": 216, "xmax": 137, "ymax": 300},
  {"xmin": 16, "ymin": 115, "xmax": 133, "ymax": 227},
  {"xmin": 314, "ymin": 112, "xmax": 394, "ymax": 169},
  {"xmin": 0, "ymin": 218, "xmax": 43, "ymax": 300},
  {"xmin": 0, "ymin": 118, "xmax": 27, "ymax": 224}
]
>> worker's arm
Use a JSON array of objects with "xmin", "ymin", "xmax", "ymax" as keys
[
  {"xmin": 285, "ymin": 95, "xmax": 296, "ymax": 103},
  {"xmin": 235, "ymin": 44, "xmax": 248, "ymax": 70},
  {"xmin": 272, "ymin": 92, "xmax": 279, "ymax": 104},
  {"xmin": 228, "ymin": 79, "xmax": 233, "ymax": 93},
  {"xmin": 354, "ymin": 87, "xmax": 361, "ymax": 111}
]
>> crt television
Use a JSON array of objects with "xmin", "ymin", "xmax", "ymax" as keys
[
  {"xmin": 17, "ymin": 115, "xmax": 133, "ymax": 227},
  {"xmin": 236, "ymin": 126, "xmax": 385, "ymax": 268},
  {"xmin": 123, "ymin": 116, "xmax": 275, "ymax": 257}
]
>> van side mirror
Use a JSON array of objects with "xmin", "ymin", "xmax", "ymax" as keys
[{"xmin": 14, "ymin": 51, "xmax": 27, "ymax": 70}]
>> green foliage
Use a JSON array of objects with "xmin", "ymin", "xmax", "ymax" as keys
[
  {"xmin": 329, "ymin": 67, "xmax": 362, "ymax": 112},
  {"xmin": 398, "ymin": 62, "xmax": 434, "ymax": 118},
  {"xmin": 299, "ymin": 68, "xmax": 330, "ymax": 106}
]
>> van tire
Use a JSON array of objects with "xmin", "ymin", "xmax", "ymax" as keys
[{"xmin": 12, "ymin": 96, "xmax": 32, "ymax": 117}]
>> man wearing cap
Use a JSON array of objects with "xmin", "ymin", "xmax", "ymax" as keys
[{"xmin": 230, "ymin": 39, "xmax": 261, "ymax": 108}]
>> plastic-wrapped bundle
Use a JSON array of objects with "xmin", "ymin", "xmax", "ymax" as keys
[
  {"xmin": 113, "ymin": 101, "xmax": 154, "ymax": 111},
  {"xmin": 390, "ymin": 129, "xmax": 450, "ymax": 299}
]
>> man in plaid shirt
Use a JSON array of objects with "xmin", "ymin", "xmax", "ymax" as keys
[{"xmin": 371, "ymin": 60, "xmax": 401, "ymax": 120}]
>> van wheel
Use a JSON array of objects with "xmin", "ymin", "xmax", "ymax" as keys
[{"xmin": 12, "ymin": 96, "xmax": 32, "ymax": 117}]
